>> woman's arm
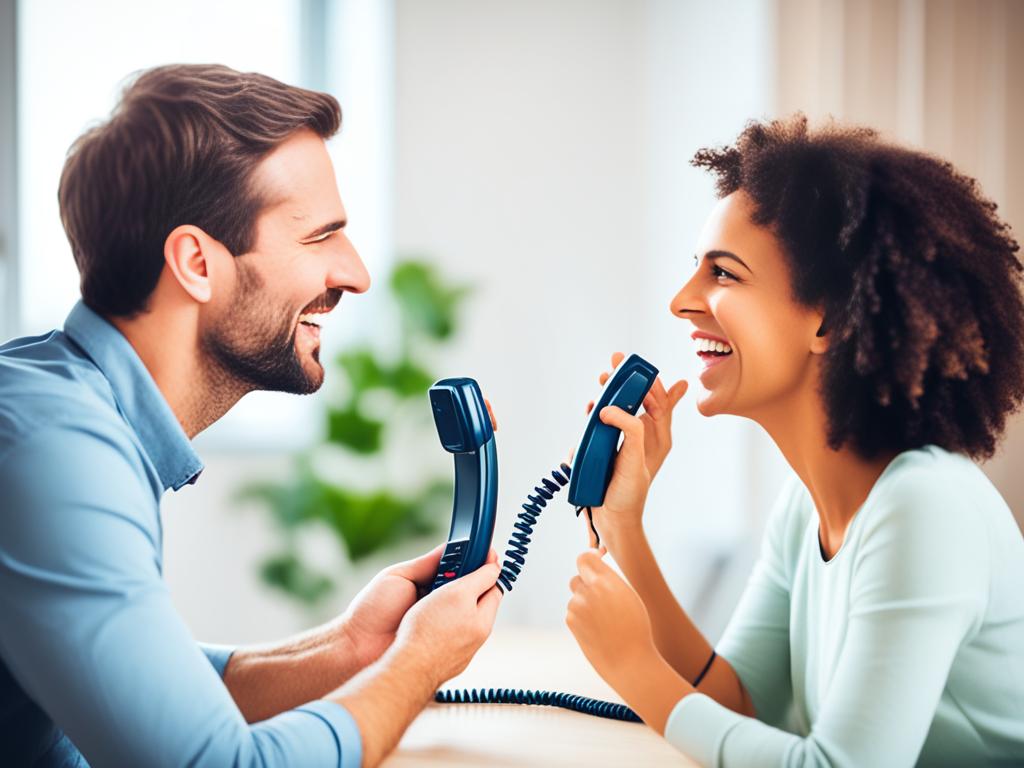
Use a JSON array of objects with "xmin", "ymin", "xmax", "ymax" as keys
[
  {"xmin": 605, "ymin": 524, "xmax": 755, "ymax": 717},
  {"xmin": 585, "ymin": 404, "xmax": 757, "ymax": 717}
]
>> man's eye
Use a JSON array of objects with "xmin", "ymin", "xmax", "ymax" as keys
[
  {"xmin": 711, "ymin": 264, "xmax": 736, "ymax": 281},
  {"xmin": 303, "ymin": 231, "xmax": 335, "ymax": 244}
]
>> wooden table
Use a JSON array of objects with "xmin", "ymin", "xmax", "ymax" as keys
[{"xmin": 383, "ymin": 628, "xmax": 697, "ymax": 767}]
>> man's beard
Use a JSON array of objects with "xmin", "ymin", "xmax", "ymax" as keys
[{"xmin": 201, "ymin": 262, "xmax": 323, "ymax": 396}]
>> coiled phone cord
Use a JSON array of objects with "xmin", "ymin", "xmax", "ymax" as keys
[
  {"xmin": 436, "ymin": 461, "xmax": 638, "ymax": 722},
  {"xmin": 435, "ymin": 687, "xmax": 642, "ymax": 722}
]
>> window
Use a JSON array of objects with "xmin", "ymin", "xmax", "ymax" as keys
[{"xmin": 13, "ymin": 0, "xmax": 394, "ymax": 450}]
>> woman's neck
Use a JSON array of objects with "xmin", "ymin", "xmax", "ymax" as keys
[{"xmin": 754, "ymin": 385, "xmax": 898, "ymax": 559}]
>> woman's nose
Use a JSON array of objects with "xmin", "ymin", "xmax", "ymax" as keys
[{"xmin": 669, "ymin": 271, "xmax": 707, "ymax": 319}]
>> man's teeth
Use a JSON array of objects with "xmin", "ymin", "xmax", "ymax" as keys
[
  {"xmin": 695, "ymin": 338, "xmax": 733, "ymax": 354},
  {"xmin": 299, "ymin": 312, "xmax": 325, "ymax": 326}
]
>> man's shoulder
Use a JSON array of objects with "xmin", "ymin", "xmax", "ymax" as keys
[{"xmin": 0, "ymin": 328, "xmax": 125, "ymax": 459}]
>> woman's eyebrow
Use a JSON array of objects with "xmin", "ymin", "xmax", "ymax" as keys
[{"xmin": 705, "ymin": 249, "xmax": 753, "ymax": 273}]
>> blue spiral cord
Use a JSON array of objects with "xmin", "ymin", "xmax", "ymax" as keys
[
  {"xmin": 434, "ymin": 687, "xmax": 641, "ymax": 722},
  {"xmin": 495, "ymin": 462, "xmax": 573, "ymax": 593},
  {"xmin": 435, "ymin": 461, "xmax": 642, "ymax": 724}
]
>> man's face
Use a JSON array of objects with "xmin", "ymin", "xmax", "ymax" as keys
[{"xmin": 201, "ymin": 129, "xmax": 370, "ymax": 394}]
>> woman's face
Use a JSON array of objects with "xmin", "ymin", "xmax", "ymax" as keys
[{"xmin": 670, "ymin": 190, "xmax": 827, "ymax": 420}]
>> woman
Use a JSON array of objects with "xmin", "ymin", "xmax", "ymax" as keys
[{"xmin": 565, "ymin": 115, "xmax": 1024, "ymax": 767}]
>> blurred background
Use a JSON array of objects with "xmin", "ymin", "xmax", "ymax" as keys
[{"xmin": 1, "ymin": 0, "xmax": 1021, "ymax": 646}]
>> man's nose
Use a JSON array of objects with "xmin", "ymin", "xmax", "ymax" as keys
[{"xmin": 328, "ymin": 234, "xmax": 371, "ymax": 294}]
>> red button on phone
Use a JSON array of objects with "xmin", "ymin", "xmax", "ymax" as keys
[{"xmin": 444, "ymin": 571, "xmax": 456, "ymax": 578}]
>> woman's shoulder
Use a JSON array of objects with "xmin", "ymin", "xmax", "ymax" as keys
[
  {"xmin": 855, "ymin": 445, "xmax": 1018, "ymax": 580},
  {"xmin": 870, "ymin": 445, "xmax": 1010, "ymax": 525}
]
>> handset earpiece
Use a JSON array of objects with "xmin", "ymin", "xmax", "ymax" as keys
[{"xmin": 428, "ymin": 378, "xmax": 498, "ymax": 591}]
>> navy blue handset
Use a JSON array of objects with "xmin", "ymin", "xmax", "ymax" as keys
[
  {"xmin": 568, "ymin": 354, "xmax": 659, "ymax": 508},
  {"xmin": 567, "ymin": 354, "xmax": 659, "ymax": 547},
  {"xmin": 431, "ymin": 355, "xmax": 658, "ymax": 723},
  {"xmin": 427, "ymin": 377, "xmax": 498, "ymax": 592}
]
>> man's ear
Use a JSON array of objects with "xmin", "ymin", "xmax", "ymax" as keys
[{"xmin": 163, "ymin": 225, "xmax": 217, "ymax": 304}]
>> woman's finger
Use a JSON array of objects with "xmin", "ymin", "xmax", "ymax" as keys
[{"xmin": 667, "ymin": 379, "xmax": 689, "ymax": 407}]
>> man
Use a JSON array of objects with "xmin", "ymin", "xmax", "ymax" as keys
[{"xmin": 0, "ymin": 64, "xmax": 502, "ymax": 767}]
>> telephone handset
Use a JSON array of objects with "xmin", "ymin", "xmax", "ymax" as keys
[
  {"xmin": 428, "ymin": 355, "xmax": 658, "ymax": 722},
  {"xmin": 568, "ymin": 354, "xmax": 659, "ymax": 508},
  {"xmin": 427, "ymin": 378, "xmax": 498, "ymax": 592}
]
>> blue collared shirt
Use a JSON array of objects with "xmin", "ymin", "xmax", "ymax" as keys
[{"xmin": 0, "ymin": 301, "xmax": 362, "ymax": 767}]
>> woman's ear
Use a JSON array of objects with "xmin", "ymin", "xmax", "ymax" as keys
[
  {"xmin": 810, "ymin": 313, "xmax": 829, "ymax": 355},
  {"xmin": 163, "ymin": 225, "xmax": 216, "ymax": 304}
]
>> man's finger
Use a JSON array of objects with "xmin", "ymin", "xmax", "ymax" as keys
[
  {"xmin": 476, "ymin": 584, "xmax": 503, "ymax": 625},
  {"xmin": 610, "ymin": 351, "xmax": 625, "ymax": 369},
  {"xmin": 599, "ymin": 371, "xmax": 609, "ymax": 386},
  {"xmin": 391, "ymin": 543, "xmax": 445, "ymax": 583},
  {"xmin": 456, "ymin": 561, "xmax": 502, "ymax": 597},
  {"xmin": 484, "ymin": 398, "xmax": 499, "ymax": 431},
  {"xmin": 586, "ymin": 400, "xmax": 594, "ymax": 415}
]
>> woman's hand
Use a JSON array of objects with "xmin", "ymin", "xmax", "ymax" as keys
[
  {"xmin": 567, "ymin": 548, "xmax": 697, "ymax": 734},
  {"xmin": 566, "ymin": 548, "xmax": 659, "ymax": 691},
  {"xmin": 587, "ymin": 352, "xmax": 688, "ymax": 483}
]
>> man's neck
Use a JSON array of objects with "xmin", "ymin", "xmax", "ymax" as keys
[{"xmin": 109, "ymin": 307, "xmax": 249, "ymax": 439}]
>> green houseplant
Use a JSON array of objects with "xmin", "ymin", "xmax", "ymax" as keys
[{"xmin": 239, "ymin": 258, "xmax": 472, "ymax": 610}]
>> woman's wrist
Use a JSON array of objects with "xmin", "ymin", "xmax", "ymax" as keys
[
  {"xmin": 610, "ymin": 642, "xmax": 694, "ymax": 734},
  {"xmin": 600, "ymin": 506, "xmax": 646, "ymax": 552}
]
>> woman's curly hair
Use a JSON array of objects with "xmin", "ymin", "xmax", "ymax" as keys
[{"xmin": 692, "ymin": 114, "xmax": 1024, "ymax": 461}]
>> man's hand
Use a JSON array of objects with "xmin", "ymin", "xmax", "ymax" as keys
[
  {"xmin": 332, "ymin": 558, "xmax": 502, "ymax": 767},
  {"xmin": 341, "ymin": 544, "xmax": 447, "ymax": 669},
  {"xmin": 392, "ymin": 555, "xmax": 503, "ymax": 687}
]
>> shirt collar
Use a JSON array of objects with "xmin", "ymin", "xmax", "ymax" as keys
[{"xmin": 63, "ymin": 300, "xmax": 204, "ymax": 492}]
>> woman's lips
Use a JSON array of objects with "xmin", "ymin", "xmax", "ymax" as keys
[{"xmin": 697, "ymin": 350, "xmax": 732, "ymax": 383}]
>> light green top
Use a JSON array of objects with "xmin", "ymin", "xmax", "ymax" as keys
[{"xmin": 666, "ymin": 445, "xmax": 1024, "ymax": 767}]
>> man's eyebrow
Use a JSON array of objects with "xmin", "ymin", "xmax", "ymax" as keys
[
  {"xmin": 300, "ymin": 220, "xmax": 347, "ymax": 241},
  {"xmin": 704, "ymin": 249, "xmax": 753, "ymax": 273}
]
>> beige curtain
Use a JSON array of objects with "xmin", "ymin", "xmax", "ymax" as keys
[{"xmin": 774, "ymin": 0, "xmax": 1024, "ymax": 527}]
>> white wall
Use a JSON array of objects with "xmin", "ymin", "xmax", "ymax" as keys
[{"xmin": 392, "ymin": 0, "xmax": 779, "ymax": 638}]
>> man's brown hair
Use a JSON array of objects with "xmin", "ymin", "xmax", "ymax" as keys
[{"xmin": 58, "ymin": 63, "xmax": 341, "ymax": 317}]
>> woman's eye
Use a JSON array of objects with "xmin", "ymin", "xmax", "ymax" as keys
[{"xmin": 711, "ymin": 264, "xmax": 736, "ymax": 281}]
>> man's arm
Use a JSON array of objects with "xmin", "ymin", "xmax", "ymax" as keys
[
  {"xmin": 0, "ymin": 425, "xmax": 361, "ymax": 766},
  {"xmin": 332, "ymin": 561, "xmax": 503, "ymax": 768},
  {"xmin": 212, "ymin": 620, "xmax": 361, "ymax": 723},
  {"xmin": 215, "ymin": 543, "xmax": 461, "ymax": 724}
]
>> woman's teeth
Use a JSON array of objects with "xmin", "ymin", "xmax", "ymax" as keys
[{"xmin": 695, "ymin": 338, "xmax": 733, "ymax": 355}]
